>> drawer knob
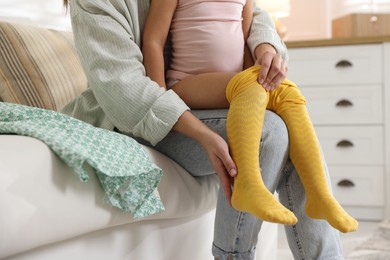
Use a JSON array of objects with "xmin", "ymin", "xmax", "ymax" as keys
[
  {"xmin": 335, "ymin": 60, "xmax": 353, "ymax": 68},
  {"xmin": 337, "ymin": 179, "xmax": 355, "ymax": 187},
  {"xmin": 335, "ymin": 99, "xmax": 353, "ymax": 107},
  {"xmin": 336, "ymin": 140, "xmax": 354, "ymax": 147}
]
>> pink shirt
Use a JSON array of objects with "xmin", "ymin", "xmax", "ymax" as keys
[{"xmin": 167, "ymin": 0, "xmax": 246, "ymax": 84}]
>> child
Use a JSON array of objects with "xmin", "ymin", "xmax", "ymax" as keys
[{"xmin": 142, "ymin": 0, "xmax": 358, "ymax": 232}]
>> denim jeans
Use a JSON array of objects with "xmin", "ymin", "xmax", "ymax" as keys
[{"xmin": 136, "ymin": 109, "xmax": 343, "ymax": 260}]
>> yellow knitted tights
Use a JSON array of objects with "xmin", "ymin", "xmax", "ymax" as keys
[
  {"xmin": 226, "ymin": 66, "xmax": 358, "ymax": 232},
  {"xmin": 226, "ymin": 67, "xmax": 297, "ymax": 225}
]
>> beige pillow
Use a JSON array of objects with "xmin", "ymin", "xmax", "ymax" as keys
[{"xmin": 0, "ymin": 21, "xmax": 87, "ymax": 111}]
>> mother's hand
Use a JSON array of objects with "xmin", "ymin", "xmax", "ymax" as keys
[
  {"xmin": 254, "ymin": 43, "xmax": 288, "ymax": 91},
  {"xmin": 200, "ymin": 131, "xmax": 237, "ymax": 206},
  {"xmin": 173, "ymin": 111, "xmax": 237, "ymax": 206}
]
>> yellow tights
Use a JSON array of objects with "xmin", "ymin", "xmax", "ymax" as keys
[{"xmin": 226, "ymin": 65, "xmax": 358, "ymax": 232}]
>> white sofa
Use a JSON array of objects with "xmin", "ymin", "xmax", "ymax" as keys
[
  {"xmin": 0, "ymin": 21, "xmax": 278, "ymax": 260},
  {"xmin": 0, "ymin": 135, "xmax": 277, "ymax": 260}
]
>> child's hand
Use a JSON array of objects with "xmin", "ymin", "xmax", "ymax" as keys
[{"xmin": 254, "ymin": 44, "xmax": 288, "ymax": 91}]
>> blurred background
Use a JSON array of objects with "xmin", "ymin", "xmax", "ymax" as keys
[
  {"xmin": 0, "ymin": 0, "xmax": 71, "ymax": 31},
  {"xmin": 1, "ymin": 0, "xmax": 390, "ymax": 40}
]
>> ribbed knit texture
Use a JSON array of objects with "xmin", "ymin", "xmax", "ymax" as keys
[
  {"xmin": 227, "ymin": 66, "xmax": 358, "ymax": 232},
  {"xmin": 61, "ymin": 0, "xmax": 189, "ymax": 145},
  {"xmin": 226, "ymin": 67, "xmax": 297, "ymax": 225},
  {"xmin": 61, "ymin": 0, "xmax": 287, "ymax": 145},
  {"xmin": 247, "ymin": 6, "xmax": 289, "ymax": 63}
]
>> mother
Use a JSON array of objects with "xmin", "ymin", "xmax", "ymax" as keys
[{"xmin": 62, "ymin": 0, "xmax": 343, "ymax": 259}]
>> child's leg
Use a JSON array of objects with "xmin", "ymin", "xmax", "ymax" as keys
[
  {"xmin": 226, "ymin": 68, "xmax": 297, "ymax": 224},
  {"xmin": 170, "ymin": 72, "xmax": 235, "ymax": 109},
  {"xmin": 265, "ymin": 68, "xmax": 358, "ymax": 233}
]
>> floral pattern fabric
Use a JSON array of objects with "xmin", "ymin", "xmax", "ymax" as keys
[{"xmin": 0, "ymin": 102, "xmax": 164, "ymax": 218}]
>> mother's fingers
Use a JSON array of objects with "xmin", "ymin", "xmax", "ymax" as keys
[
  {"xmin": 256, "ymin": 52, "xmax": 273, "ymax": 85},
  {"xmin": 267, "ymin": 61, "xmax": 288, "ymax": 91},
  {"xmin": 256, "ymin": 52, "xmax": 288, "ymax": 91},
  {"xmin": 213, "ymin": 159, "xmax": 234, "ymax": 206}
]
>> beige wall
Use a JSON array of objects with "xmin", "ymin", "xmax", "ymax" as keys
[
  {"xmin": 280, "ymin": 0, "xmax": 390, "ymax": 41},
  {"xmin": 280, "ymin": 0, "xmax": 331, "ymax": 41}
]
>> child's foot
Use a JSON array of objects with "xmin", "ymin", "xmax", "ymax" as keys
[
  {"xmin": 306, "ymin": 195, "xmax": 358, "ymax": 233},
  {"xmin": 232, "ymin": 179, "xmax": 298, "ymax": 225}
]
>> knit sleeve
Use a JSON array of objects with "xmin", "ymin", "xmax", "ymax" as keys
[
  {"xmin": 247, "ymin": 4, "xmax": 289, "ymax": 63},
  {"xmin": 69, "ymin": 0, "xmax": 189, "ymax": 145}
]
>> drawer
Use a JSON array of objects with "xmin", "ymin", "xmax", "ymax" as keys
[
  {"xmin": 315, "ymin": 126, "xmax": 384, "ymax": 165},
  {"xmin": 329, "ymin": 165, "xmax": 384, "ymax": 207},
  {"xmin": 300, "ymin": 84, "xmax": 383, "ymax": 125},
  {"xmin": 288, "ymin": 44, "xmax": 382, "ymax": 86}
]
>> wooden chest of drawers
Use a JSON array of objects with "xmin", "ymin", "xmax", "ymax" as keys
[{"xmin": 287, "ymin": 41, "xmax": 389, "ymax": 221}]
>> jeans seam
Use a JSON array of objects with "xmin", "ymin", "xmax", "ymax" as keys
[
  {"xmin": 234, "ymin": 212, "xmax": 244, "ymax": 253},
  {"xmin": 201, "ymin": 118, "xmax": 227, "ymax": 123},
  {"xmin": 284, "ymin": 167, "xmax": 306, "ymax": 260}
]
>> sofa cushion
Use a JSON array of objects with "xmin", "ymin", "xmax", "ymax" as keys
[{"xmin": 0, "ymin": 21, "xmax": 87, "ymax": 111}]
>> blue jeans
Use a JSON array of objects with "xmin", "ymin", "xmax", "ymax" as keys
[{"xmin": 137, "ymin": 109, "xmax": 343, "ymax": 260}]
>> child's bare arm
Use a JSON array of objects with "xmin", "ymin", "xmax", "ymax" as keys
[
  {"xmin": 142, "ymin": 0, "xmax": 177, "ymax": 88},
  {"xmin": 242, "ymin": 0, "xmax": 254, "ymax": 69}
]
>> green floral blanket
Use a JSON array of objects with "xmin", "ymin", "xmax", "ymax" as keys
[{"xmin": 0, "ymin": 102, "xmax": 164, "ymax": 218}]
